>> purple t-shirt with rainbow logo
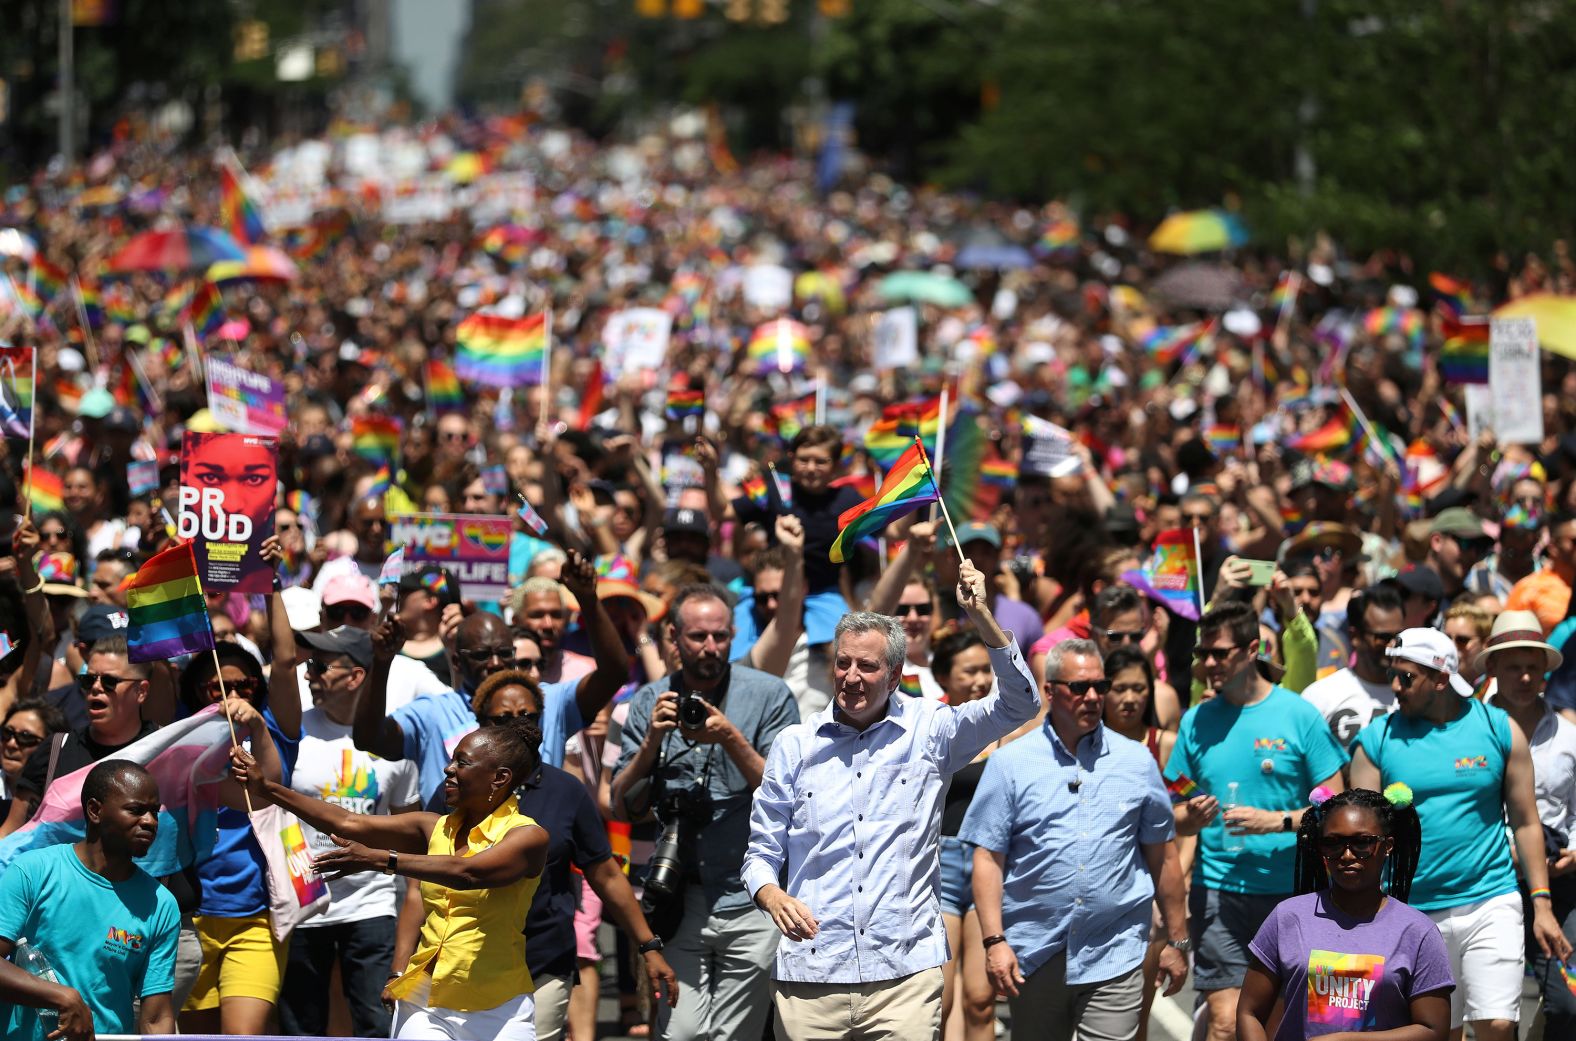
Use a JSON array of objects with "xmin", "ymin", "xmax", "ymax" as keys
[{"xmin": 1248, "ymin": 891, "xmax": 1453, "ymax": 1039}]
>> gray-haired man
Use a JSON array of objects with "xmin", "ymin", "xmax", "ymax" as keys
[{"xmin": 743, "ymin": 560, "xmax": 1039, "ymax": 1040}]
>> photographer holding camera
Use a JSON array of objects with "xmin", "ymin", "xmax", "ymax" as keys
[{"xmin": 611, "ymin": 583, "xmax": 800, "ymax": 1041}]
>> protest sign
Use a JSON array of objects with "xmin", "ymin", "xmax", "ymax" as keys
[
  {"xmin": 207, "ymin": 356, "xmax": 288, "ymax": 436},
  {"xmin": 603, "ymin": 308, "xmax": 673, "ymax": 376},
  {"xmin": 1464, "ymin": 383, "xmax": 1495, "ymax": 440},
  {"xmin": 1489, "ymin": 316, "xmax": 1543, "ymax": 445},
  {"xmin": 873, "ymin": 307, "xmax": 919, "ymax": 371},
  {"xmin": 386, "ymin": 513, "xmax": 512, "ymax": 601},
  {"xmin": 743, "ymin": 264, "xmax": 793, "ymax": 312},
  {"xmin": 179, "ymin": 432, "xmax": 277, "ymax": 593},
  {"xmin": 1020, "ymin": 415, "xmax": 1081, "ymax": 478}
]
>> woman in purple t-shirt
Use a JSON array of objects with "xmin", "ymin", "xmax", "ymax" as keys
[{"xmin": 1238, "ymin": 786, "xmax": 1453, "ymax": 1041}]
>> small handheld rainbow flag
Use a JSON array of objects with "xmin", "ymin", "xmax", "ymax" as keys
[
  {"xmin": 455, "ymin": 311, "xmax": 548, "ymax": 388},
  {"xmin": 1285, "ymin": 403, "xmax": 1358, "ymax": 457},
  {"xmin": 740, "ymin": 473, "xmax": 770, "ymax": 509},
  {"xmin": 1142, "ymin": 322, "xmax": 1211, "ymax": 366},
  {"xmin": 1202, "ymin": 424, "xmax": 1242, "ymax": 457},
  {"xmin": 1038, "ymin": 216, "xmax": 1080, "ymax": 256},
  {"xmin": 366, "ymin": 464, "xmax": 392, "ymax": 498},
  {"xmin": 899, "ymin": 674, "xmax": 924, "ymax": 698},
  {"xmin": 1439, "ymin": 319, "xmax": 1490, "ymax": 385},
  {"xmin": 425, "ymin": 358, "xmax": 465, "ymax": 413},
  {"xmin": 29, "ymin": 257, "xmax": 68, "ymax": 304},
  {"xmin": 1428, "ymin": 272, "xmax": 1474, "ymax": 319},
  {"xmin": 745, "ymin": 319, "xmax": 811, "ymax": 375},
  {"xmin": 183, "ymin": 281, "xmax": 226, "ymax": 341},
  {"xmin": 767, "ymin": 392, "xmax": 817, "ymax": 442},
  {"xmin": 219, "ymin": 161, "xmax": 268, "ymax": 245},
  {"xmin": 0, "ymin": 345, "xmax": 35, "ymax": 440},
  {"xmin": 666, "ymin": 388, "xmax": 705, "ymax": 422},
  {"xmin": 1142, "ymin": 528, "xmax": 1202, "ymax": 622},
  {"xmin": 27, "ymin": 466, "xmax": 64, "ymax": 514},
  {"xmin": 351, "ymin": 415, "xmax": 402, "ymax": 464},
  {"xmin": 1165, "ymin": 774, "xmax": 1200, "ymax": 802},
  {"xmin": 127, "ymin": 543, "xmax": 216, "ymax": 663},
  {"xmin": 829, "ymin": 439, "xmax": 940, "ymax": 564},
  {"xmin": 1363, "ymin": 306, "xmax": 1424, "ymax": 350}
]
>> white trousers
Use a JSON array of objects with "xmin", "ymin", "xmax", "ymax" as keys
[{"xmin": 392, "ymin": 974, "xmax": 537, "ymax": 1041}]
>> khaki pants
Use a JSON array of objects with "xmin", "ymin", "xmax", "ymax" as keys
[
  {"xmin": 532, "ymin": 973, "xmax": 573, "ymax": 1041},
  {"xmin": 772, "ymin": 966, "xmax": 943, "ymax": 1041}
]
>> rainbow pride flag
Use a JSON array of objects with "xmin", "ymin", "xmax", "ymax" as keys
[
  {"xmin": 767, "ymin": 392, "xmax": 817, "ymax": 442},
  {"xmin": 1203, "ymin": 424, "xmax": 1242, "ymax": 456},
  {"xmin": 219, "ymin": 162, "xmax": 268, "ymax": 245},
  {"xmin": 1269, "ymin": 271, "xmax": 1299, "ymax": 314},
  {"xmin": 183, "ymin": 281, "xmax": 226, "ymax": 340},
  {"xmin": 1428, "ymin": 272, "xmax": 1474, "ymax": 318},
  {"xmin": 745, "ymin": 319, "xmax": 811, "ymax": 375},
  {"xmin": 29, "ymin": 257, "xmax": 68, "ymax": 304},
  {"xmin": 1165, "ymin": 773, "xmax": 1200, "ymax": 802},
  {"xmin": 0, "ymin": 704, "xmax": 234, "ymax": 878},
  {"xmin": 127, "ymin": 542, "xmax": 215, "ymax": 662},
  {"xmin": 103, "ymin": 282, "xmax": 139, "ymax": 325},
  {"xmin": 0, "ymin": 345, "xmax": 34, "ymax": 440},
  {"xmin": 425, "ymin": 358, "xmax": 465, "ymax": 413},
  {"xmin": 1038, "ymin": 216, "xmax": 1080, "ymax": 256},
  {"xmin": 899, "ymin": 674, "xmax": 924, "ymax": 698},
  {"xmin": 27, "ymin": 466, "xmax": 64, "ymax": 513},
  {"xmin": 1286, "ymin": 404, "xmax": 1358, "ymax": 457},
  {"xmin": 1141, "ymin": 322, "xmax": 1212, "ymax": 366},
  {"xmin": 367, "ymin": 464, "xmax": 392, "ymax": 498},
  {"xmin": 830, "ymin": 439, "xmax": 940, "ymax": 563},
  {"xmin": 1363, "ymin": 306, "xmax": 1424, "ymax": 350},
  {"xmin": 1142, "ymin": 528, "xmax": 1201, "ymax": 621},
  {"xmin": 980, "ymin": 457, "xmax": 1018, "ymax": 489},
  {"xmin": 864, "ymin": 396, "xmax": 942, "ymax": 468},
  {"xmin": 666, "ymin": 388, "xmax": 705, "ymax": 422},
  {"xmin": 740, "ymin": 473, "xmax": 770, "ymax": 509},
  {"xmin": 1439, "ymin": 319, "xmax": 1490, "ymax": 385},
  {"xmin": 456, "ymin": 311, "xmax": 547, "ymax": 388},
  {"xmin": 351, "ymin": 415, "xmax": 402, "ymax": 464},
  {"xmin": 74, "ymin": 280, "xmax": 103, "ymax": 328}
]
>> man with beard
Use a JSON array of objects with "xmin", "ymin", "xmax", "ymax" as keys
[
  {"xmin": 0, "ymin": 761, "xmax": 180, "ymax": 1038},
  {"xmin": 611, "ymin": 584, "xmax": 799, "ymax": 1041},
  {"xmin": 353, "ymin": 547, "xmax": 628, "ymax": 802}
]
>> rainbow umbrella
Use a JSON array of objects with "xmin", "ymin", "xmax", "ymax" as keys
[
  {"xmin": 1148, "ymin": 209, "xmax": 1249, "ymax": 255},
  {"xmin": 206, "ymin": 245, "xmax": 300, "ymax": 284},
  {"xmin": 105, "ymin": 226, "xmax": 247, "ymax": 275},
  {"xmin": 1493, "ymin": 294, "xmax": 1576, "ymax": 361}
]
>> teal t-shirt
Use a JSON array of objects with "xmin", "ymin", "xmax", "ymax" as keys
[
  {"xmin": 0, "ymin": 844, "xmax": 180, "ymax": 1035},
  {"xmin": 1166, "ymin": 686, "xmax": 1350, "ymax": 895},
  {"xmin": 1353, "ymin": 698, "xmax": 1517, "ymax": 911}
]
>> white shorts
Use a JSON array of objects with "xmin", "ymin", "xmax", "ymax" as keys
[
  {"xmin": 393, "ymin": 975, "xmax": 537, "ymax": 1041},
  {"xmin": 1426, "ymin": 891, "xmax": 1523, "ymax": 1026}
]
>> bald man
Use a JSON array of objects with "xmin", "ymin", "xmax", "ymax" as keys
[{"xmin": 352, "ymin": 548, "xmax": 629, "ymax": 802}]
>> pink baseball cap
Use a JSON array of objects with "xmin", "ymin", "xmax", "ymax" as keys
[{"xmin": 321, "ymin": 571, "xmax": 378, "ymax": 611}]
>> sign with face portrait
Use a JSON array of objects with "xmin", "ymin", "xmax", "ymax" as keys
[{"xmin": 179, "ymin": 432, "xmax": 278, "ymax": 593}]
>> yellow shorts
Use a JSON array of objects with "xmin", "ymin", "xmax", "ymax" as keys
[{"xmin": 184, "ymin": 914, "xmax": 287, "ymax": 1009}]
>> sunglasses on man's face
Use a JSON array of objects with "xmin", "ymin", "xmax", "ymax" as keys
[
  {"xmin": 1387, "ymin": 667, "xmax": 1422, "ymax": 690},
  {"xmin": 1195, "ymin": 643, "xmax": 1250, "ymax": 663},
  {"xmin": 1102, "ymin": 629, "xmax": 1145, "ymax": 645},
  {"xmin": 481, "ymin": 711, "xmax": 541, "ymax": 729},
  {"xmin": 1056, "ymin": 679, "xmax": 1112, "ymax": 697}
]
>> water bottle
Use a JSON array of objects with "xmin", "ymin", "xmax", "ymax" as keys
[
  {"xmin": 14, "ymin": 939, "xmax": 60, "ymax": 1028},
  {"xmin": 1223, "ymin": 781, "xmax": 1244, "ymax": 853}
]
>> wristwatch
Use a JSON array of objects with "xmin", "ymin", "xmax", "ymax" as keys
[
  {"xmin": 1166, "ymin": 938, "xmax": 1192, "ymax": 954},
  {"xmin": 1281, "ymin": 813, "xmax": 1295, "ymax": 832},
  {"xmin": 638, "ymin": 937, "xmax": 665, "ymax": 955}
]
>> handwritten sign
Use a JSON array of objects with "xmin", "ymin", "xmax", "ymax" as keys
[{"xmin": 1489, "ymin": 317, "xmax": 1543, "ymax": 445}]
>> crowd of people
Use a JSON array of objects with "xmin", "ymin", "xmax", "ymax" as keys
[{"xmin": 0, "ymin": 111, "xmax": 1573, "ymax": 1041}]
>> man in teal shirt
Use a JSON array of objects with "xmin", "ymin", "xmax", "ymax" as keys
[
  {"xmin": 0, "ymin": 760, "xmax": 180, "ymax": 1039},
  {"xmin": 1352, "ymin": 627, "xmax": 1572, "ymax": 1041},
  {"xmin": 1165, "ymin": 601, "xmax": 1347, "ymax": 1041}
]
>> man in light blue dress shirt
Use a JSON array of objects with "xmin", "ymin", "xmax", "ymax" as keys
[
  {"xmin": 742, "ymin": 561, "xmax": 1039, "ymax": 1040},
  {"xmin": 963, "ymin": 638, "xmax": 1189, "ymax": 1041}
]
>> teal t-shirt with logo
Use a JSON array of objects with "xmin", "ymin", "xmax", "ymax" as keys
[
  {"xmin": 1166, "ymin": 686, "xmax": 1350, "ymax": 895},
  {"xmin": 0, "ymin": 843, "xmax": 180, "ymax": 1035},
  {"xmin": 1353, "ymin": 697, "xmax": 1517, "ymax": 911}
]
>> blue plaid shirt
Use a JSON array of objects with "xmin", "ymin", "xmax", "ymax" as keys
[
  {"xmin": 742, "ymin": 639, "xmax": 1039, "ymax": 984},
  {"xmin": 959, "ymin": 723, "xmax": 1174, "ymax": 984}
]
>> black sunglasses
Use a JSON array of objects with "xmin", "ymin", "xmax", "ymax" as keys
[
  {"xmin": 893, "ymin": 603, "xmax": 933, "ymax": 618},
  {"xmin": 1387, "ymin": 667, "xmax": 1421, "ymax": 690},
  {"xmin": 481, "ymin": 711, "xmax": 541, "ymax": 729},
  {"xmin": 1103, "ymin": 629, "xmax": 1145, "ymax": 645},
  {"xmin": 460, "ymin": 646, "xmax": 515, "ymax": 665},
  {"xmin": 77, "ymin": 671, "xmax": 135, "ymax": 691},
  {"xmin": 1317, "ymin": 834, "xmax": 1383, "ymax": 860},
  {"xmin": 1056, "ymin": 679, "xmax": 1112, "ymax": 697},
  {"xmin": 324, "ymin": 603, "xmax": 373, "ymax": 622},
  {"xmin": 1, "ymin": 725, "xmax": 44, "ymax": 749},
  {"xmin": 1195, "ymin": 643, "xmax": 1251, "ymax": 663}
]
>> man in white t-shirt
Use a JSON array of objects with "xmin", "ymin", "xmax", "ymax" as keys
[
  {"xmin": 277, "ymin": 625, "xmax": 421, "ymax": 1037},
  {"xmin": 1300, "ymin": 585, "xmax": 1406, "ymax": 747}
]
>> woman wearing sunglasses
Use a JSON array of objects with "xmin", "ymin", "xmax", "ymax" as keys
[
  {"xmin": 1238, "ymin": 785, "xmax": 1452, "ymax": 1041},
  {"xmin": 0, "ymin": 700, "xmax": 66, "ymax": 809}
]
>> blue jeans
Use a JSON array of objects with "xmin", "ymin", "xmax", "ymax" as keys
[
  {"xmin": 278, "ymin": 916, "xmax": 397, "ymax": 1037},
  {"xmin": 939, "ymin": 835, "xmax": 975, "ymax": 918}
]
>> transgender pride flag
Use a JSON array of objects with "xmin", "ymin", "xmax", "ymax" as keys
[{"xmin": 0, "ymin": 705, "xmax": 235, "ymax": 878}]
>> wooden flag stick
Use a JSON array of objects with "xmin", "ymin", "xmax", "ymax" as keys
[
  {"xmin": 22, "ymin": 349, "xmax": 36, "ymax": 519},
  {"xmin": 185, "ymin": 540, "xmax": 252, "ymax": 811},
  {"xmin": 914, "ymin": 436, "xmax": 967, "ymax": 569}
]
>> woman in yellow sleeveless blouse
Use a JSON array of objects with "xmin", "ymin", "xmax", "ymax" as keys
[{"xmin": 231, "ymin": 718, "xmax": 549, "ymax": 1040}]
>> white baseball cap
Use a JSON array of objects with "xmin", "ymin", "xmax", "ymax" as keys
[{"xmin": 1385, "ymin": 628, "xmax": 1475, "ymax": 697}]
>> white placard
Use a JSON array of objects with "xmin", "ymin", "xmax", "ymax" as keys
[
  {"xmin": 1464, "ymin": 383, "xmax": 1495, "ymax": 439},
  {"xmin": 1489, "ymin": 317, "xmax": 1543, "ymax": 445},
  {"xmin": 603, "ymin": 308, "xmax": 673, "ymax": 376},
  {"xmin": 872, "ymin": 307, "xmax": 918, "ymax": 371},
  {"xmin": 742, "ymin": 264, "xmax": 793, "ymax": 312}
]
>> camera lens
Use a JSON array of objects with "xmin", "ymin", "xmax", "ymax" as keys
[
  {"xmin": 644, "ymin": 821, "xmax": 684, "ymax": 900},
  {"xmin": 679, "ymin": 692, "xmax": 709, "ymax": 731}
]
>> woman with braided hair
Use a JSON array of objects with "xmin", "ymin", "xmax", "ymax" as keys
[{"xmin": 1237, "ymin": 786, "xmax": 1453, "ymax": 1041}]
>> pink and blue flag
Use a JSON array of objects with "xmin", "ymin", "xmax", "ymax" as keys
[{"xmin": 0, "ymin": 705, "xmax": 235, "ymax": 877}]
